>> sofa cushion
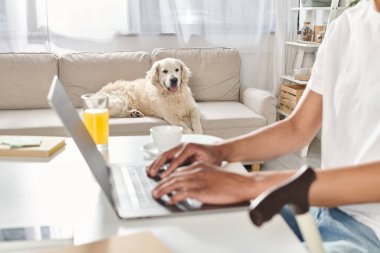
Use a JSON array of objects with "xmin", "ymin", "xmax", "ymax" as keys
[
  {"xmin": 152, "ymin": 48, "xmax": 240, "ymax": 102},
  {"xmin": 0, "ymin": 103, "xmax": 265, "ymax": 139},
  {"xmin": 0, "ymin": 53, "xmax": 58, "ymax": 109},
  {"xmin": 0, "ymin": 109, "xmax": 66, "ymax": 136},
  {"xmin": 198, "ymin": 101, "xmax": 266, "ymax": 139},
  {"xmin": 59, "ymin": 52, "xmax": 151, "ymax": 107},
  {"xmin": 0, "ymin": 109, "xmax": 167, "ymax": 137}
]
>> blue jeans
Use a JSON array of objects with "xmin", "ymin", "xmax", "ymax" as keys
[{"xmin": 281, "ymin": 206, "xmax": 380, "ymax": 253}]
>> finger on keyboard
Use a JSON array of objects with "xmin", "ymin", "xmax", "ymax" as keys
[{"xmin": 147, "ymin": 164, "xmax": 169, "ymax": 181}]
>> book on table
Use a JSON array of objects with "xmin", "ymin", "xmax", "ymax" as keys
[
  {"xmin": 0, "ymin": 225, "xmax": 73, "ymax": 253},
  {"xmin": 0, "ymin": 136, "xmax": 65, "ymax": 158}
]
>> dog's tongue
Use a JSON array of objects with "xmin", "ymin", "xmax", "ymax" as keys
[{"xmin": 169, "ymin": 85, "xmax": 178, "ymax": 92}]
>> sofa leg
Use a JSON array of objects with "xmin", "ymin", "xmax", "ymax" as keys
[{"xmin": 251, "ymin": 163, "xmax": 261, "ymax": 172}]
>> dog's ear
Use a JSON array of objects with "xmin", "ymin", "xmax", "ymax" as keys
[
  {"xmin": 147, "ymin": 61, "xmax": 160, "ymax": 87},
  {"xmin": 179, "ymin": 60, "xmax": 191, "ymax": 85}
]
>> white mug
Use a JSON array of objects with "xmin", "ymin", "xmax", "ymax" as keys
[{"xmin": 150, "ymin": 125, "xmax": 183, "ymax": 152}]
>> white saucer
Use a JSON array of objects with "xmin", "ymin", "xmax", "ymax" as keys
[{"xmin": 141, "ymin": 143, "xmax": 161, "ymax": 157}]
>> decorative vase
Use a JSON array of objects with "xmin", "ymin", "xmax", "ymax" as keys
[
  {"xmin": 317, "ymin": 32, "xmax": 325, "ymax": 43},
  {"xmin": 301, "ymin": 22, "xmax": 313, "ymax": 42}
]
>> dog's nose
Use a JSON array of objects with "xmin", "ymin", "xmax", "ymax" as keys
[{"xmin": 170, "ymin": 77, "xmax": 178, "ymax": 85}]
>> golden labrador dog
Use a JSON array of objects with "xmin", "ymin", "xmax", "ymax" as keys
[{"xmin": 98, "ymin": 58, "xmax": 203, "ymax": 134}]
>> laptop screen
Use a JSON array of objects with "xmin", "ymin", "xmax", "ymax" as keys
[{"xmin": 47, "ymin": 76, "xmax": 113, "ymax": 204}]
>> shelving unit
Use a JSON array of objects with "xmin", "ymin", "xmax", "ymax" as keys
[
  {"xmin": 281, "ymin": 0, "xmax": 346, "ymax": 87},
  {"xmin": 285, "ymin": 41, "xmax": 320, "ymax": 48},
  {"xmin": 278, "ymin": 0, "xmax": 347, "ymax": 157},
  {"xmin": 281, "ymin": 75, "xmax": 308, "ymax": 85}
]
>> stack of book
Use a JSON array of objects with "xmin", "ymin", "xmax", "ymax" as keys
[{"xmin": 0, "ymin": 136, "xmax": 65, "ymax": 158}]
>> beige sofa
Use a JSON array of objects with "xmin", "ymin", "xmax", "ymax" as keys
[{"xmin": 0, "ymin": 48, "xmax": 276, "ymax": 139}]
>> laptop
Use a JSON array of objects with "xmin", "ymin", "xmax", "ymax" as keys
[{"xmin": 47, "ymin": 76, "xmax": 248, "ymax": 219}]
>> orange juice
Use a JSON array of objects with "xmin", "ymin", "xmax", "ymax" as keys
[{"xmin": 83, "ymin": 109, "xmax": 109, "ymax": 145}]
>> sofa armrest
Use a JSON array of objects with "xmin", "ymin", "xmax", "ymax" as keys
[{"xmin": 242, "ymin": 88, "xmax": 277, "ymax": 125}]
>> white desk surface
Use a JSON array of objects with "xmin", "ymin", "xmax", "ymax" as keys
[{"xmin": 0, "ymin": 136, "xmax": 306, "ymax": 253}]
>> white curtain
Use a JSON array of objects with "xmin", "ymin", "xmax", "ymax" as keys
[
  {"xmin": 271, "ymin": 0, "xmax": 299, "ymax": 95},
  {"xmin": 0, "ymin": 0, "xmax": 295, "ymax": 94}
]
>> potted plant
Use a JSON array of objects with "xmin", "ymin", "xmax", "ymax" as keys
[
  {"xmin": 301, "ymin": 0, "xmax": 361, "ymax": 8},
  {"xmin": 348, "ymin": 0, "xmax": 361, "ymax": 7},
  {"xmin": 301, "ymin": 0, "xmax": 332, "ymax": 7}
]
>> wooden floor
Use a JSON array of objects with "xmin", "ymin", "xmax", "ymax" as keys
[{"xmin": 261, "ymin": 138, "xmax": 321, "ymax": 171}]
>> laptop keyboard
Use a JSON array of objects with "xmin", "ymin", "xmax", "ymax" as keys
[
  {"xmin": 120, "ymin": 166, "xmax": 158, "ymax": 209},
  {"xmin": 118, "ymin": 164, "xmax": 203, "ymax": 211}
]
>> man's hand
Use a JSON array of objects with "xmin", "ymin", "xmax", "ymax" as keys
[
  {"xmin": 152, "ymin": 161, "xmax": 255, "ymax": 205},
  {"xmin": 146, "ymin": 143, "xmax": 224, "ymax": 178}
]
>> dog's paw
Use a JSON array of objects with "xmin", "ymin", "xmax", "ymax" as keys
[{"xmin": 129, "ymin": 109, "xmax": 144, "ymax": 118}]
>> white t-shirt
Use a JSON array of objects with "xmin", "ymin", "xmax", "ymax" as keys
[{"xmin": 307, "ymin": 0, "xmax": 380, "ymax": 239}]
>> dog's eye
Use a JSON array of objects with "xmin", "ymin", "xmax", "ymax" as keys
[
  {"xmin": 175, "ymin": 68, "xmax": 179, "ymax": 72},
  {"xmin": 162, "ymin": 70, "xmax": 168, "ymax": 74}
]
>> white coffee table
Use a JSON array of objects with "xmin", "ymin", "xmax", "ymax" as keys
[{"xmin": 0, "ymin": 135, "xmax": 306, "ymax": 253}]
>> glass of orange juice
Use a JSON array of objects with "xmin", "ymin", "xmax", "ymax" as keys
[{"xmin": 81, "ymin": 93, "xmax": 109, "ymax": 150}]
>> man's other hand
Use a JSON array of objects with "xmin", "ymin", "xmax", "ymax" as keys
[{"xmin": 146, "ymin": 143, "xmax": 224, "ymax": 178}]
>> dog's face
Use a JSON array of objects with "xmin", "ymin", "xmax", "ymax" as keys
[{"xmin": 148, "ymin": 58, "xmax": 191, "ymax": 93}]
